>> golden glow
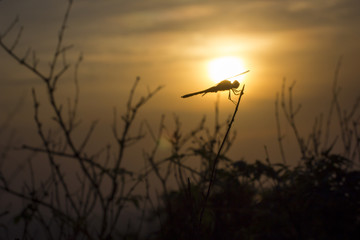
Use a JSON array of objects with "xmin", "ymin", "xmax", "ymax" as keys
[{"xmin": 208, "ymin": 56, "xmax": 247, "ymax": 83}]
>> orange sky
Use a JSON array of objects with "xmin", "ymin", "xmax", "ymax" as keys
[{"xmin": 1, "ymin": 0, "xmax": 360, "ymax": 162}]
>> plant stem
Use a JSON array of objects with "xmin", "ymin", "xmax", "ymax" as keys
[{"xmin": 199, "ymin": 84, "xmax": 246, "ymax": 224}]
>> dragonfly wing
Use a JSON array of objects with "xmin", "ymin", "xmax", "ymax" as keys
[{"xmin": 225, "ymin": 70, "xmax": 250, "ymax": 80}]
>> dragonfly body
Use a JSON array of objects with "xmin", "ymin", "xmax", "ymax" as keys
[
  {"xmin": 181, "ymin": 70, "xmax": 249, "ymax": 103},
  {"xmin": 181, "ymin": 80, "xmax": 239, "ymax": 98}
]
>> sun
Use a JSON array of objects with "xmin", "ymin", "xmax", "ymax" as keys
[{"xmin": 208, "ymin": 56, "xmax": 247, "ymax": 83}]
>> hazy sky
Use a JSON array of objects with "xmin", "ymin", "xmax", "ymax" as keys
[{"xmin": 1, "ymin": 0, "xmax": 359, "ymax": 162}]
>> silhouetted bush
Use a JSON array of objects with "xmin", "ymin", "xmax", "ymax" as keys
[{"xmin": 152, "ymin": 154, "xmax": 360, "ymax": 240}]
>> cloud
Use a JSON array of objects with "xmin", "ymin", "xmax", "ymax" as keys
[
  {"xmin": 64, "ymin": 0, "xmax": 359, "ymax": 40},
  {"xmin": 1, "ymin": 0, "xmax": 359, "ymax": 72}
]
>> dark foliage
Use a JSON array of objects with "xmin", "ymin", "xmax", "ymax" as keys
[{"xmin": 152, "ymin": 153, "xmax": 360, "ymax": 240}]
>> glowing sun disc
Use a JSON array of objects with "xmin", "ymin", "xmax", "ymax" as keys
[{"xmin": 208, "ymin": 56, "xmax": 246, "ymax": 83}]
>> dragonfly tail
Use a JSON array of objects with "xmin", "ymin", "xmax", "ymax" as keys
[{"xmin": 181, "ymin": 90, "xmax": 206, "ymax": 98}]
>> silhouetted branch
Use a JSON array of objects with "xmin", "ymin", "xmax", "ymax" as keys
[
  {"xmin": 281, "ymin": 79, "xmax": 306, "ymax": 158},
  {"xmin": 10, "ymin": 25, "xmax": 23, "ymax": 51},
  {"xmin": 275, "ymin": 92, "xmax": 286, "ymax": 163},
  {"xmin": 0, "ymin": 16, "xmax": 19, "ymax": 39},
  {"xmin": 199, "ymin": 84, "xmax": 246, "ymax": 224}
]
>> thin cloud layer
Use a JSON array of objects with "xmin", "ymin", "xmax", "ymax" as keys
[
  {"xmin": 1, "ymin": 0, "xmax": 359, "ymax": 78},
  {"xmin": 0, "ymin": 0, "xmax": 359, "ymax": 162}
]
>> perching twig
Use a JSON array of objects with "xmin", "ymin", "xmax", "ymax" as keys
[{"xmin": 199, "ymin": 84, "xmax": 246, "ymax": 224}]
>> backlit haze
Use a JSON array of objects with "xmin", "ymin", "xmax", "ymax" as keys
[{"xmin": 1, "ymin": 0, "xmax": 360, "ymax": 163}]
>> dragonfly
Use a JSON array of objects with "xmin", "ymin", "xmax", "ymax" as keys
[{"xmin": 181, "ymin": 70, "xmax": 250, "ymax": 103}]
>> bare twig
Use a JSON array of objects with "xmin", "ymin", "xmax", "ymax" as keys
[
  {"xmin": 199, "ymin": 84, "xmax": 246, "ymax": 224},
  {"xmin": 0, "ymin": 16, "xmax": 19, "ymax": 39},
  {"xmin": 281, "ymin": 79, "xmax": 306, "ymax": 158},
  {"xmin": 275, "ymin": 92, "xmax": 286, "ymax": 163}
]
